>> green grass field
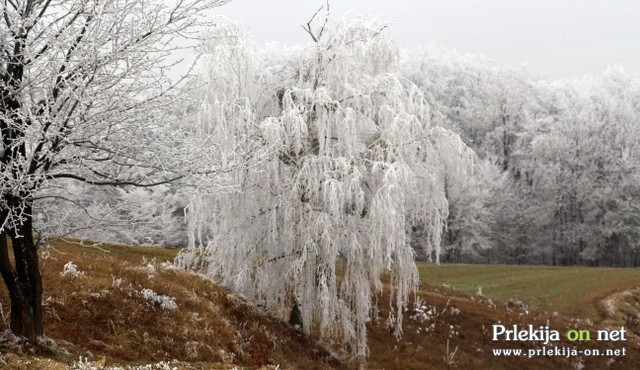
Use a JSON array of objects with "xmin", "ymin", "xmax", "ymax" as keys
[{"xmin": 418, "ymin": 263, "xmax": 640, "ymax": 319}]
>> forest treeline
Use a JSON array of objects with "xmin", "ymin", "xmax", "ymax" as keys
[
  {"xmin": 405, "ymin": 49, "xmax": 640, "ymax": 267},
  {"xmin": 37, "ymin": 43, "xmax": 640, "ymax": 268}
]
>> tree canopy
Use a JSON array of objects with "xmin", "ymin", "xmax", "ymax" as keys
[{"xmin": 178, "ymin": 15, "xmax": 473, "ymax": 360}]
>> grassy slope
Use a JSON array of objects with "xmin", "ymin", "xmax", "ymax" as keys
[
  {"xmin": 1, "ymin": 242, "xmax": 640, "ymax": 369},
  {"xmin": 418, "ymin": 263, "xmax": 640, "ymax": 319},
  {"xmin": 0, "ymin": 240, "xmax": 341, "ymax": 369}
]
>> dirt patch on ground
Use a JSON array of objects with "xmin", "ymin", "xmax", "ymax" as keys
[{"xmin": 596, "ymin": 287, "xmax": 640, "ymax": 338}]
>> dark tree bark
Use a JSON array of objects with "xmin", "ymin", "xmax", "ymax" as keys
[
  {"xmin": 1, "ymin": 44, "xmax": 43, "ymax": 342},
  {"xmin": 288, "ymin": 302, "xmax": 303, "ymax": 330},
  {"xmin": 0, "ymin": 202, "xmax": 43, "ymax": 342}
]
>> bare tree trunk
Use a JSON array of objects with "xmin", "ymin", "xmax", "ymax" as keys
[{"xmin": 0, "ymin": 204, "xmax": 43, "ymax": 343}]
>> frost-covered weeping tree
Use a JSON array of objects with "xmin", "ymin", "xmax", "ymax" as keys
[{"xmin": 180, "ymin": 14, "xmax": 472, "ymax": 360}]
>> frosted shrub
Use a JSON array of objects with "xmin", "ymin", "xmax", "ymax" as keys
[
  {"xmin": 409, "ymin": 306, "xmax": 431, "ymax": 324},
  {"xmin": 61, "ymin": 262, "xmax": 84, "ymax": 278},
  {"xmin": 139, "ymin": 289, "xmax": 178, "ymax": 310},
  {"xmin": 132, "ymin": 258, "xmax": 158, "ymax": 278},
  {"xmin": 111, "ymin": 275, "xmax": 124, "ymax": 288}
]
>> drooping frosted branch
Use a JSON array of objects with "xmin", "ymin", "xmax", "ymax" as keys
[{"xmin": 179, "ymin": 16, "xmax": 473, "ymax": 362}]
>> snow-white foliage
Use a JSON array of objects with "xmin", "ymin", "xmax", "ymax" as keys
[
  {"xmin": 35, "ymin": 182, "xmax": 189, "ymax": 247},
  {"xmin": 441, "ymin": 158, "xmax": 507, "ymax": 261},
  {"xmin": 517, "ymin": 68, "xmax": 640, "ymax": 264},
  {"xmin": 1, "ymin": 0, "xmax": 229, "ymax": 239},
  {"xmin": 139, "ymin": 289, "xmax": 177, "ymax": 310},
  {"xmin": 399, "ymin": 45, "xmax": 640, "ymax": 265},
  {"xmin": 60, "ymin": 262, "xmax": 84, "ymax": 278},
  {"xmin": 178, "ymin": 15, "xmax": 472, "ymax": 361}
]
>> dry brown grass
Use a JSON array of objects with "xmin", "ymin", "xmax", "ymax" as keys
[
  {"xmin": 0, "ymin": 239, "xmax": 341, "ymax": 369},
  {"xmin": 362, "ymin": 280, "xmax": 640, "ymax": 370},
  {"xmin": 1, "ymin": 240, "xmax": 639, "ymax": 369}
]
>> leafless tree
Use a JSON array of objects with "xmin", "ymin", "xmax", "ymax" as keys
[{"xmin": 1, "ymin": 0, "xmax": 229, "ymax": 342}]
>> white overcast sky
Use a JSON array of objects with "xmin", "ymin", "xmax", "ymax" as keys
[{"xmin": 211, "ymin": 0, "xmax": 640, "ymax": 80}]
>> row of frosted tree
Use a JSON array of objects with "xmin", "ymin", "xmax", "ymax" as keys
[
  {"xmin": 406, "ymin": 49, "xmax": 640, "ymax": 267},
  {"xmin": 46, "ymin": 23, "xmax": 640, "ymax": 269}
]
